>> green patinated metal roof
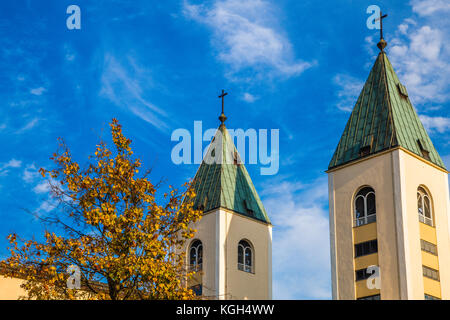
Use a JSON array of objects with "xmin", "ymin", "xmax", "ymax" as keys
[
  {"xmin": 329, "ymin": 51, "xmax": 446, "ymax": 171},
  {"xmin": 190, "ymin": 124, "xmax": 271, "ymax": 224}
]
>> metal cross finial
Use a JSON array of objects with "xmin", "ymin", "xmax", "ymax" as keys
[
  {"xmin": 375, "ymin": 11, "xmax": 388, "ymax": 51},
  {"xmin": 218, "ymin": 89, "xmax": 228, "ymax": 124},
  {"xmin": 375, "ymin": 11, "xmax": 388, "ymax": 40}
]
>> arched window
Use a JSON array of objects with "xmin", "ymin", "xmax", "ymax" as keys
[
  {"xmin": 189, "ymin": 240, "xmax": 203, "ymax": 271},
  {"xmin": 238, "ymin": 240, "xmax": 253, "ymax": 273},
  {"xmin": 418, "ymin": 187, "xmax": 433, "ymax": 226},
  {"xmin": 354, "ymin": 187, "xmax": 376, "ymax": 227}
]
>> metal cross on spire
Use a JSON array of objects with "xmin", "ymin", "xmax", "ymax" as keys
[
  {"xmin": 376, "ymin": 11, "xmax": 388, "ymax": 51},
  {"xmin": 218, "ymin": 89, "xmax": 228, "ymax": 124}
]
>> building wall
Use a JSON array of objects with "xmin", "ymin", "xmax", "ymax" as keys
[
  {"xmin": 400, "ymin": 149, "xmax": 450, "ymax": 299},
  {"xmin": 0, "ymin": 276, "xmax": 26, "ymax": 300},
  {"xmin": 329, "ymin": 150, "xmax": 401, "ymax": 299},
  {"xmin": 328, "ymin": 148, "xmax": 450, "ymax": 300},
  {"xmin": 181, "ymin": 208, "xmax": 272, "ymax": 300},
  {"xmin": 224, "ymin": 209, "xmax": 272, "ymax": 300},
  {"xmin": 180, "ymin": 209, "xmax": 218, "ymax": 298}
]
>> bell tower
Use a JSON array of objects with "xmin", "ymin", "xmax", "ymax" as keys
[
  {"xmin": 327, "ymin": 26, "xmax": 450, "ymax": 300},
  {"xmin": 181, "ymin": 91, "xmax": 272, "ymax": 299}
]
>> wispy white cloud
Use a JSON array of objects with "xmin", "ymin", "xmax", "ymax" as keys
[
  {"xmin": 23, "ymin": 163, "xmax": 39, "ymax": 183},
  {"xmin": 242, "ymin": 92, "xmax": 258, "ymax": 103},
  {"xmin": 262, "ymin": 176, "xmax": 331, "ymax": 299},
  {"xmin": 0, "ymin": 158, "xmax": 22, "ymax": 176},
  {"xmin": 33, "ymin": 181, "xmax": 50, "ymax": 194},
  {"xmin": 100, "ymin": 54, "xmax": 169, "ymax": 131},
  {"xmin": 411, "ymin": 0, "xmax": 450, "ymax": 16},
  {"xmin": 30, "ymin": 87, "xmax": 46, "ymax": 96},
  {"xmin": 364, "ymin": 35, "xmax": 377, "ymax": 61},
  {"xmin": 260, "ymin": 179, "xmax": 304, "ymax": 196},
  {"xmin": 419, "ymin": 115, "xmax": 450, "ymax": 133},
  {"xmin": 332, "ymin": 74, "xmax": 364, "ymax": 112},
  {"xmin": 32, "ymin": 178, "xmax": 60, "ymax": 215},
  {"xmin": 16, "ymin": 117, "xmax": 39, "ymax": 134},
  {"xmin": 1, "ymin": 159, "xmax": 22, "ymax": 169},
  {"xmin": 183, "ymin": 0, "xmax": 313, "ymax": 81},
  {"xmin": 36, "ymin": 196, "xmax": 57, "ymax": 214},
  {"xmin": 388, "ymin": 1, "xmax": 450, "ymax": 107}
]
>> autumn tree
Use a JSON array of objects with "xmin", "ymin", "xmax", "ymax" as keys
[{"xmin": 2, "ymin": 119, "xmax": 202, "ymax": 300}]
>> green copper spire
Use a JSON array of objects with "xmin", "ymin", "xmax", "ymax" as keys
[
  {"xmin": 190, "ymin": 122, "xmax": 270, "ymax": 224},
  {"xmin": 329, "ymin": 51, "xmax": 446, "ymax": 171}
]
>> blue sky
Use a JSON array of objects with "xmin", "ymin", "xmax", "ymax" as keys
[{"xmin": 0, "ymin": 0, "xmax": 449, "ymax": 299}]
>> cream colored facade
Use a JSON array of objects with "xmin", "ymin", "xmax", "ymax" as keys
[
  {"xmin": 328, "ymin": 147, "xmax": 450, "ymax": 300},
  {"xmin": 181, "ymin": 208, "xmax": 272, "ymax": 300},
  {"xmin": 0, "ymin": 276, "xmax": 26, "ymax": 300}
]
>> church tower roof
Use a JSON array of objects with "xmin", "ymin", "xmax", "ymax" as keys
[
  {"xmin": 328, "ymin": 47, "xmax": 446, "ymax": 171},
  {"xmin": 190, "ymin": 101, "xmax": 270, "ymax": 224}
]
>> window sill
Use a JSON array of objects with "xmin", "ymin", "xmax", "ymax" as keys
[
  {"xmin": 423, "ymin": 275, "xmax": 440, "ymax": 282},
  {"xmin": 237, "ymin": 269, "xmax": 255, "ymax": 275},
  {"xmin": 353, "ymin": 221, "xmax": 376, "ymax": 229},
  {"xmin": 354, "ymin": 252, "xmax": 378, "ymax": 259},
  {"xmin": 419, "ymin": 221, "xmax": 435, "ymax": 228},
  {"xmin": 421, "ymin": 249, "xmax": 438, "ymax": 256}
]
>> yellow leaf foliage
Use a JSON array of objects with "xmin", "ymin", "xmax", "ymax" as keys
[{"xmin": 2, "ymin": 119, "xmax": 202, "ymax": 300}]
